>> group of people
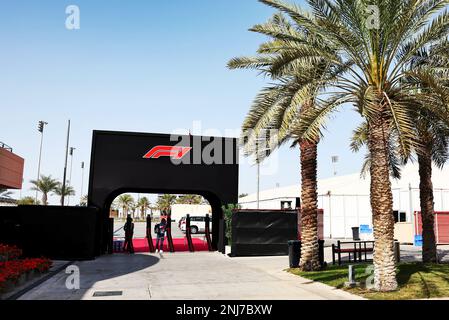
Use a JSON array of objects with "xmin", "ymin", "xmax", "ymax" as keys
[{"xmin": 122, "ymin": 214, "xmax": 168, "ymax": 254}]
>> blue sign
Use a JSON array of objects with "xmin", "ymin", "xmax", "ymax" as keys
[{"xmin": 360, "ymin": 224, "xmax": 373, "ymax": 234}]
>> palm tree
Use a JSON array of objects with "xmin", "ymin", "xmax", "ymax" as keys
[
  {"xmin": 176, "ymin": 194, "xmax": 203, "ymax": 205},
  {"xmin": 137, "ymin": 197, "xmax": 151, "ymax": 219},
  {"xmin": 54, "ymin": 183, "xmax": 76, "ymax": 206},
  {"xmin": 17, "ymin": 196, "xmax": 40, "ymax": 205},
  {"xmin": 30, "ymin": 175, "xmax": 59, "ymax": 206},
  {"xmin": 0, "ymin": 189, "xmax": 13, "ymax": 198},
  {"xmin": 406, "ymin": 41, "xmax": 449, "ymax": 263},
  {"xmin": 117, "ymin": 194, "xmax": 134, "ymax": 218},
  {"xmin": 248, "ymin": 0, "xmax": 449, "ymax": 291},
  {"xmin": 351, "ymin": 41, "xmax": 449, "ymax": 264},
  {"xmin": 80, "ymin": 195, "xmax": 88, "ymax": 207},
  {"xmin": 228, "ymin": 10, "xmax": 351, "ymax": 271},
  {"xmin": 156, "ymin": 194, "xmax": 177, "ymax": 213}
]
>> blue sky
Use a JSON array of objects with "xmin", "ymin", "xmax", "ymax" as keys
[{"xmin": 0, "ymin": 0, "xmax": 365, "ymax": 204}]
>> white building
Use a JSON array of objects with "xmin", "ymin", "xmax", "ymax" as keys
[
  {"xmin": 239, "ymin": 163, "xmax": 449, "ymax": 242},
  {"xmin": 170, "ymin": 204, "xmax": 212, "ymax": 222}
]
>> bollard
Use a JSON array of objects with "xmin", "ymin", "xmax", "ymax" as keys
[
  {"xmin": 146, "ymin": 214, "xmax": 155, "ymax": 253},
  {"xmin": 205, "ymin": 214, "xmax": 213, "ymax": 251},
  {"xmin": 185, "ymin": 214, "xmax": 194, "ymax": 252},
  {"xmin": 394, "ymin": 241, "xmax": 401, "ymax": 263},
  {"xmin": 166, "ymin": 212, "xmax": 175, "ymax": 253},
  {"xmin": 345, "ymin": 265, "xmax": 358, "ymax": 288}
]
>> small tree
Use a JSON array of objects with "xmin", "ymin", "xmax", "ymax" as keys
[
  {"xmin": 222, "ymin": 204, "xmax": 241, "ymax": 245},
  {"xmin": 30, "ymin": 175, "xmax": 58, "ymax": 206},
  {"xmin": 17, "ymin": 196, "xmax": 40, "ymax": 205},
  {"xmin": 54, "ymin": 183, "xmax": 76, "ymax": 206}
]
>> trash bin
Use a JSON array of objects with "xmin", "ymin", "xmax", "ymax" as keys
[
  {"xmin": 352, "ymin": 227, "xmax": 360, "ymax": 241},
  {"xmin": 288, "ymin": 240, "xmax": 301, "ymax": 268}
]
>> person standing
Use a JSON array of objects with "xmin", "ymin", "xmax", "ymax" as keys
[
  {"xmin": 155, "ymin": 218, "xmax": 167, "ymax": 254},
  {"xmin": 123, "ymin": 215, "xmax": 135, "ymax": 254}
]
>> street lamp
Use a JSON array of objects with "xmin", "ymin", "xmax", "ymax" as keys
[
  {"xmin": 332, "ymin": 155, "xmax": 339, "ymax": 176},
  {"xmin": 68, "ymin": 147, "xmax": 76, "ymax": 205},
  {"xmin": 80, "ymin": 161, "xmax": 85, "ymax": 205},
  {"xmin": 61, "ymin": 120, "xmax": 71, "ymax": 207},
  {"xmin": 254, "ymin": 128, "xmax": 272, "ymax": 210},
  {"xmin": 36, "ymin": 120, "xmax": 48, "ymax": 203}
]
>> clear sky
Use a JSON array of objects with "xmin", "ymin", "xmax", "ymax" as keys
[{"xmin": 0, "ymin": 0, "xmax": 365, "ymax": 205}]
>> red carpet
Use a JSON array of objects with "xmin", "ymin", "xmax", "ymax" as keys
[{"xmin": 114, "ymin": 237, "xmax": 210, "ymax": 253}]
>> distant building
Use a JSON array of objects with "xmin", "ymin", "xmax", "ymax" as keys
[
  {"xmin": 171, "ymin": 204, "xmax": 212, "ymax": 222},
  {"xmin": 239, "ymin": 162, "xmax": 449, "ymax": 243},
  {"xmin": 0, "ymin": 142, "xmax": 23, "ymax": 207},
  {"xmin": 0, "ymin": 142, "xmax": 24, "ymax": 190}
]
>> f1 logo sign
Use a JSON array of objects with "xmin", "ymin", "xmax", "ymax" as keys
[{"xmin": 143, "ymin": 146, "xmax": 192, "ymax": 160}]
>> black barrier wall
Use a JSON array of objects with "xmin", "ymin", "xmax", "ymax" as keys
[
  {"xmin": 88, "ymin": 131, "xmax": 239, "ymax": 255},
  {"xmin": 0, "ymin": 206, "xmax": 97, "ymax": 260},
  {"xmin": 231, "ymin": 210, "xmax": 298, "ymax": 256}
]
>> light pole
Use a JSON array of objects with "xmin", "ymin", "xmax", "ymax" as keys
[
  {"xmin": 61, "ymin": 120, "xmax": 71, "ymax": 207},
  {"xmin": 68, "ymin": 147, "xmax": 76, "ymax": 205},
  {"xmin": 36, "ymin": 121, "xmax": 48, "ymax": 203},
  {"xmin": 255, "ymin": 129, "xmax": 270, "ymax": 210},
  {"xmin": 80, "ymin": 161, "xmax": 85, "ymax": 205},
  {"xmin": 332, "ymin": 155, "xmax": 339, "ymax": 176}
]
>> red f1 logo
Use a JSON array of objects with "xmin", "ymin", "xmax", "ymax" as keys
[{"xmin": 143, "ymin": 146, "xmax": 192, "ymax": 160}]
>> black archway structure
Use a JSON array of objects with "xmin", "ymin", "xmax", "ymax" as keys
[{"xmin": 88, "ymin": 131, "xmax": 239, "ymax": 255}]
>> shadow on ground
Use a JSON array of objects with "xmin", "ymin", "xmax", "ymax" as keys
[{"xmin": 18, "ymin": 253, "xmax": 160, "ymax": 300}]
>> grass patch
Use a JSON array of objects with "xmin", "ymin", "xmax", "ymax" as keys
[{"xmin": 288, "ymin": 263, "xmax": 449, "ymax": 300}]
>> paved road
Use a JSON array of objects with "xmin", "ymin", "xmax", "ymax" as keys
[
  {"xmin": 18, "ymin": 252, "xmax": 362, "ymax": 300},
  {"xmin": 19, "ymin": 240, "xmax": 442, "ymax": 300}
]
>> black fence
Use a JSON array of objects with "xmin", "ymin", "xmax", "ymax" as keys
[
  {"xmin": 231, "ymin": 210, "xmax": 298, "ymax": 256},
  {"xmin": 0, "ymin": 205, "xmax": 98, "ymax": 260}
]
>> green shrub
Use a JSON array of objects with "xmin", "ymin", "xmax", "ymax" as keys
[{"xmin": 222, "ymin": 204, "xmax": 240, "ymax": 245}]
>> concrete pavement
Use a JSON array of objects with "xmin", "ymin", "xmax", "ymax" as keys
[{"xmin": 18, "ymin": 252, "xmax": 362, "ymax": 300}]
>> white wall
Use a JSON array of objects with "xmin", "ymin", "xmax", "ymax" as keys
[{"xmin": 239, "ymin": 162, "xmax": 449, "ymax": 239}]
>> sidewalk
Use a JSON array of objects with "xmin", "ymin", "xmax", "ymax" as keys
[{"xmin": 18, "ymin": 252, "xmax": 362, "ymax": 300}]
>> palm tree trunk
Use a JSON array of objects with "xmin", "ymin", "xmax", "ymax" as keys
[
  {"xmin": 418, "ymin": 150, "xmax": 437, "ymax": 263},
  {"xmin": 299, "ymin": 139, "xmax": 320, "ymax": 271},
  {"xmin": 368, "ymin": 118, "xmax": 398, "ymax": 292},
  {"xmin": 42, "ymin": 193, "xmax": 47, "ymax": 206}
]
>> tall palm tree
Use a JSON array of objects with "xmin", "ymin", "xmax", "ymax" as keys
[
  {"xmin": 30, "ymin": 175, "xmax": 59, "ymax": 206},
  {"xmin": 406, "ymin": 41, "xmax": 449, "ymax": 263},
  {"xmin": 117, "ymin": 194, "xmax": 134, "ymax": 218},
  {"xmin": 252, "ymin": 0, "xmax": 449, "ymax": 291},
  {"xmin": 228, "ymin": 11, "xmax": 343, "ymax": 270},
  {"xmin": 156, "ymin": 194, "xmax": 177, "ymax": 213},
  {"xmin": 415, "ymin": 116, "xmax": 449, "ymax": 263},
  {"xmin": 137, "ymin": 197, "xmax": 151, "ymax": 219},
  {"xmin": 54, "ymin": 183, "xmax": 76, "ymax": 206}
]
